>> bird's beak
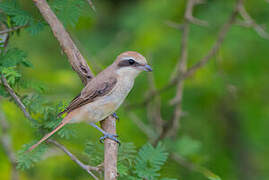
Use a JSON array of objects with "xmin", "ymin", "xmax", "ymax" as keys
[{"xmin": 142, "ymin": 64, "xmax": 153, "ymax": 72}]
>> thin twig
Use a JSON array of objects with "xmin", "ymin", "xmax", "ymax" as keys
[
  {"xmin": 165, "ymin": 20, "xmax": 184, "ymax": 30},
  {"xmin": 237, "ymin": 2, "xmax": 269, "ymax": 39},
  {"xmin": 86, "ymin": 0, "xmax": 96, "ymax": 13},
  {"xmin": 1, "ymin": 75, "xmax": 36, "ymax": 125},
  {"xmin": 160, "ymin": 0, "xmax": 192, "ymax": 138},
  {"xmin": 128, "ymin": 0, "xmax": 243, "ymax": 110},
  {"xmin": 0, "ymin": 109, "xmax": 19, "ymax": 180},
  {"xmin": 180, "ymin": 0, "xmax": 241, "ymax": 80},
  {"xmin": 185, "ymin": 0, "xmax": 208, "ymax": 26},
  {"xmin": 47, "ymin": 139, "xmax": 100, "ymax": 180},
  {"xmin": 0, "ymin": 25, "xmax": 27, "ymax": 35}
]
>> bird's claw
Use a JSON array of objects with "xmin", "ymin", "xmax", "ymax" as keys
[
  {"xmin": 99, "ymin": 133, "xmax": 120, "ymax": 145},
  {"xmin": 112, "ymin": 112, "xmax": 119, "ymax": 120}
]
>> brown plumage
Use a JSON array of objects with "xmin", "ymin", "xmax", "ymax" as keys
[{"xmin": 57, "ymin": 77, "xmax": 117, "ymax": 117}]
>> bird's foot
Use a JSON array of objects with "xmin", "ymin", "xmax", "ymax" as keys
[
  {"xmin": 99, "ymin": 133, "xmax": 120, "ymax": 145},
  {"xmin": 89, "ymin": 122, "xmax": 120, "ymax": 145},
  {"xmin": 112, "ymin": 112, "xmax": 119, "ymax": 120}
]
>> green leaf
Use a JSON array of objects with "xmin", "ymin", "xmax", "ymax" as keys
[
  {"xmin": 17, "ymin": 143, "xmax": 48, "ymax": 170},
  {"xmin": 0, "ymin": 1, "xmax": 45, "ymax": 35},
  {"xmin": 118, "ymin": 142, "xmax": 137, "ymax": 165},
  {"xmin": 0, "ymin": 48, "xmax": 27, "ymax": 68},
  {"xmin": 118, "ymin": 163, "xmax": 129, "ymax": 177},
  {"xmin": 0, "ymin": 1, "xmax": 32, "ymax": 26},
  {"xmin": 134, "ymin": 143, "xmax": 168, "ymax": 179},
  {"xmin": 1, "ymin": 67, "xmax": 21, "ymax": 85},
  {"xmin": 26, "ymin": 21, "xmax": 46, "ymax": 35},
  {"xmin": 18, "ymin": 80, "xmax": 46, "ymax": 93},
  {"xmin": 84, "ymin": 141, "xmax": 104, "ymax": 165},
  {"xmin": 50, "ymin": 0, "xmax": 88, "ymax": 27},
  {"xmin": 57, "ymin": 125, "xmax": 76, "ymax": 139},
  {"xmin": 0, "ymin": 85, "xmax": 9, "ymax": 97}
]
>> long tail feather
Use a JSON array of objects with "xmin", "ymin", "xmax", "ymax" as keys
[{"xmin": 28, "ymin": 118, "xmax": 70, "ymax": 152}]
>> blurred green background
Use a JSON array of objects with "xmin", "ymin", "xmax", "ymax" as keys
[{"xmin": 1, "ymin": 0, "xmax": 269, "ymax": 179}]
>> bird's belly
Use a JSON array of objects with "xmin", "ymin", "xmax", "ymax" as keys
[
  {"xmin": 69, "ymin": 77, "xmax": 133, "ymax": 123},
  {"xmin": 85, "ymin": 97, "xmax": 120, "ymax": 122}
]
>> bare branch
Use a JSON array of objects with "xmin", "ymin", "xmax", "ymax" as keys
[
  {"xmin": 86, "ymin": 0, "xmax": 96, "ymax": 13},
  {"xmin": 1, "ymin": 76, "xmax": 36, "ymax": 125},
  {"xmin": 100, "ymin": 117, "xmax": 118, "ymax": 180},
  {"xmin": 237, "ymin": 2, "xmax": 269, "ymax": 39},
  {"xmin": 129, "ymin": 0, "xmax": 243, "ymax": 110},
  {"xmin": 32, "ymin": 0, "xmax": 93, "ymax": 85},
  {"xmin": 47, "ymin": 139, "xmax": 100, "ymax": 180},
  {"xmin": 0, "ymin": 109, "xmax": 19, "ymax": 180},
  {"xmin": 0, "ymin": 25, "xmax": 27, "ymax": 35},
  {"xmin": 185, "ymin": 0, "xmax": 208, "ymax": 26},
  {"xmin": 181, "ymin": 0, "xmax": 241, "ymax": 80},
  {"xmin": 158, "ymin": 0, "xmax": 192, "ymax": 138},
  {"xmin": 32, "ymin": 1, "xmax": 118, "ymax": 178},
  {"xmin": 165, "ymin": 20, "xmax": 184, "ymax": 30}
]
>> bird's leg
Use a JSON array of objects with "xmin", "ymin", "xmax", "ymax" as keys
[
  {"xmin": 112, "ymin": 112, "xmax": 119, "ymax": 120},
  {"xmin": 89, "ymin": 123, "xmax": 120, "ymax": 145}
]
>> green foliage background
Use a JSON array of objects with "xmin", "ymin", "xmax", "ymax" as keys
[{"xmin": 1, "ymin": 0, "xmax": 269, "ymax": 179}]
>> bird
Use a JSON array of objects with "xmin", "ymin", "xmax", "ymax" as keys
[{"xmin": 28, "ymin": 51, "xmax": 152, "ymax": 151}]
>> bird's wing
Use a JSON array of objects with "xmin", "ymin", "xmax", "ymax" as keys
[{"xmin": 58, "ymin": 76, "xmax": 117, "ymax": 117}]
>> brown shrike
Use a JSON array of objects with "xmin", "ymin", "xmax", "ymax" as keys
[{"xmin": 28, "ymin": 51, "xmax": 152, "ymax": 151}]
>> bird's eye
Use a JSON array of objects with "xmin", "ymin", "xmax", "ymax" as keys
[{"xmin": 128, "ymin": 59, "xmax": 135, "ymax": 65}]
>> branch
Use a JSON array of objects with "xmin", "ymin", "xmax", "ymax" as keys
[
  {"xmin": 184, "ymin": 0, "xmax": 208, "ymax": 26},
  {"xmin": 181, "ymin": 0, "xmax": 242, "ymax": 80},
  {"xmin": 0, "ymin": 109, "xmax": 19, "ymax": 180},
  {"xmin": 237, "ymin": 2, "xmax": 269, "ymax": 39},
  {"xmin": 32, "ymin": 1, "xmax": 118, "ymax": 179},
  {"xmin": 32, "ymin": 0, "xmax": 93, "ymax": 86},
  {"xmin": 165, "ymin": 20, "xmax": 184, "ymax": 30},
  {"xmin": 0, "ymin": 25, "xmax": 27, "ymax": 35},
  {"xmin": 128, "ymin": 0, "xmax": 243, "ymax": 110},
  {"xmin": 86, "ymin": 0, "xmax": 96, "ymax": 13},
  {"xmin": 100, "ymin": 117, "xmax": 118, "ymax": 180},
  {"xmin": 160, "ymin": 0, "xmax": 192, "ymax": 138},
  {"xmin": 47, "ymin": 139, "xmax": 100, "ymax": 180},
  {"xmin": 1, "ymin": 75, "xmax": 36, "ymax": 125}
]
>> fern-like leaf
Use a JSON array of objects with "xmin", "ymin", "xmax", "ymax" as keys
[
  {"xmin": 17, "ymin": 143, "xmax": 48, "ymax": 170},
  {"xmin": 134, "ymin": 143, "xmax": 168, "ymax": 179},
  {"xmin": 50, "ymin": 0, "xmax": 88, "ymax": 27}
]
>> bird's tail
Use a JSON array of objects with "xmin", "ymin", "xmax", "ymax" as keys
[{"xmin": 27, "ymin": 116, "xmax": 71, "ymax": 152}]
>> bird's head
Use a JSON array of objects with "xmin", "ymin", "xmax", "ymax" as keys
[{"xmin": 114, "ymin": 51, "xmax": 152, "ymax": 78}]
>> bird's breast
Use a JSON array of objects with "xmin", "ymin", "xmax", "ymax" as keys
[{"xmin": 75, "ymin": 77, "xmax": 134, "ymax": 123}]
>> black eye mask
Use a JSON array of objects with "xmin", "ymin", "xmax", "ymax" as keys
[{"xmin": 118, "ymin": 59, "xmax": 141, "ymax": 67}]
